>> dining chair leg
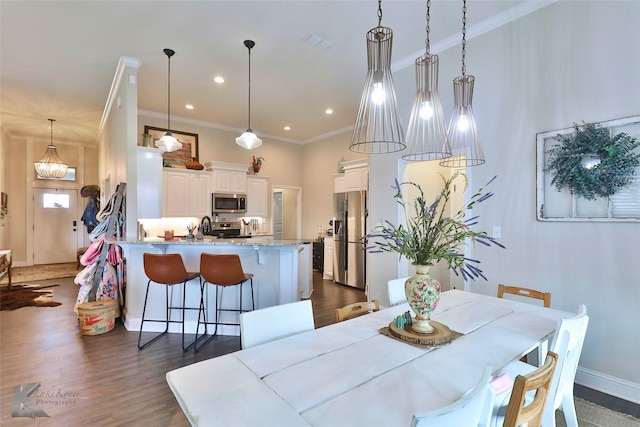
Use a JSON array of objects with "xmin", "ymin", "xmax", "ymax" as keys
[{"xmin": 561, "ymin": 393, "xmax": 579, "ymax": 427}]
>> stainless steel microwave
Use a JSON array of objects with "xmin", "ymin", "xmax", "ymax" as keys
[{"xmin": 213, "ymin": 193, "xmax": 246, "ymax": 213}]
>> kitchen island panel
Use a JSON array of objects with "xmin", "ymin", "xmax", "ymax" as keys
[{"xmin": 114, "ymin": 239, "xmax": 305, "ymax": 335}]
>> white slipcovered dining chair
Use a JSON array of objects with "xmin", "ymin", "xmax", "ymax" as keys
[
  {"xmin": 387, "ymin": 277, "xmax": 409, "ymax": 306},
  {"xmin": 239, "ymin": 299, "xmax": 315, "ymax": 349},
  {"xmin": 411, "ymin": 365, "xmax": 494, "ymax": 427},
  {"xmin": 490, "ymin": 304, "xmax": 589, "ymax": 427}
]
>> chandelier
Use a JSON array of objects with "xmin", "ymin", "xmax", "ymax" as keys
[{"xmin": 34, "ymin": 119, "xmax": 68, "ymax": 179}]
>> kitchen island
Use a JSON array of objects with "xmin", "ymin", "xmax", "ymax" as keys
[{"xmin": 110, "ymin": 237, "xmax": 312, "ymax": 335}]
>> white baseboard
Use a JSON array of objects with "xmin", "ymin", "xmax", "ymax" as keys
[
  {"xmin": 576, "ymin": 366, "xmax": 640, "ymax": 405},
  {"xmin": 123, "ymin": 317, "xmax": 240, "ymax": 336}
]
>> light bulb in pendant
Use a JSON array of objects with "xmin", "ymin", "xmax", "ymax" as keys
[
  {"xmin": 420, "ymin": 101, "xmax": 434, "ymax": 120},
  {"xmin": 457, "ymin": 113, "xmax": 470, "ymax": 132},
  {"xmin": 371, "ymin": 82, "xmax": 385, "ymax": 104},
  {"xmin": 371, "ymin": 71, "xmax": 385, "ymax": 105}
]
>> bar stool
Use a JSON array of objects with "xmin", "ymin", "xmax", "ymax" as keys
[
  {"xmin": 195, "ymin": 253, "xmax": 254, "ymax": 351},
  {"xmin": 138, "ymin": 253, "xmax": 201, "ymax": 351}
]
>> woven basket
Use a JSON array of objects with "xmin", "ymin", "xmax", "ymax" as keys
[{"xmin": 78, "ymin": 299, "xmax": 117, "ymax": 336}]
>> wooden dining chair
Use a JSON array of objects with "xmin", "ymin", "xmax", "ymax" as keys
[
  {"xmin": 387, "ymin": 277, "xmax": 409, "ymax": 306},
  {"xmin": 335, "ymin": 300, "xmax": 380, "ymax": 322},
  {"xmin": 239, "ymin": 299, "xmax": 315, "ymax": 349},
  {"xmin": 502, "ymin": 352, "xmax": 558, "ymax": 427},
  {"xmin": 498, "ymin": 284, "xmax": 551, "ymax": 308},
  {"xmin": 498, "ymin": 284, "xmax": 551, "ymax": 365},
  {"xmin": 411, "ymin": 365, "xmax": 494, "ymax": 427}
]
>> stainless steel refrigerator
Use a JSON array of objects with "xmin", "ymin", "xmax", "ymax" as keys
[{"xmin": 333, "ymin": 191, "xmax": 366, "ymax": 290}]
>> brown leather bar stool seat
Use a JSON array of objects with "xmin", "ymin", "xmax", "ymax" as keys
[
  {"xmin": 195, "ymin": 253, "xmax": 255, "ymax": 352},
  {"xmin": 138, "ymin": 253, "xmax": 201, "ymax": 351}
]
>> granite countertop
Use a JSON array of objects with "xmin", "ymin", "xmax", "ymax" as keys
[{"xmin": 109, "ymin": 237, "xmax": 312, "ymax": 247}]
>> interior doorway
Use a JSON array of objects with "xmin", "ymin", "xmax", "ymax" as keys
[
  {"xmin": 397, "ymin": 162, "xmax": 466, "ymax": 291},
  {"xmin": 271, "ymin": 186, "xmax": 302, "ymax": 240},
  {"xmin": 33, "ymin": 188, "xmax": 78, "ymax": 264}
]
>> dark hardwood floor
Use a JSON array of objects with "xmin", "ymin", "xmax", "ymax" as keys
[
  {"xmin": 0, "ymin": 271, "xmax": 365, "ymax": 426},
  {"xmin": 1, "ymin": 270, "xmax": 638, "ymax": 425}
]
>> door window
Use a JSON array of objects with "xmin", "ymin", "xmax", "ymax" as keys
[{"xmin": 42, "ymin": 193, "xmax": 70, "ymax": 209}]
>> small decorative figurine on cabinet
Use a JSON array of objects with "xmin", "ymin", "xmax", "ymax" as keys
[{"xmin": 252, "ymin": 156, "xmax": 264, "ymax": 174}]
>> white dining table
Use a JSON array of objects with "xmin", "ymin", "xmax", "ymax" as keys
[{"xmin": 166, "ymin": 289, "xmax": 571, "ymax": 427}]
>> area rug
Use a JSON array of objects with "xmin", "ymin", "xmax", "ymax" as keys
[
  {"xmin": 556, "ymin": 397, "xmax": 640, "ymax": 427},
  {"xmin": 0, "ymin": 284, "xmax": 62, "ymax": 310},
  {"xmin": 0, "ymin": 262, "xmax": 78, "ymax": 285}
]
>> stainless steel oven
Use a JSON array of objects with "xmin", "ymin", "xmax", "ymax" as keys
[{"xmin": 213, "ymin": 193, "xmax": 246, "ymax": 213}]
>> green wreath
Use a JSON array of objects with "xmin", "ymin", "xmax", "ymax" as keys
[{"xmin": 545, "ymin": 122, "xmax": 640, "ymax": 200}]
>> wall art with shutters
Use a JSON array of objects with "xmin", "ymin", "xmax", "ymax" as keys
[{"xmin": 536, "ymin": 115, "xmax": 640, "ymax": 222}]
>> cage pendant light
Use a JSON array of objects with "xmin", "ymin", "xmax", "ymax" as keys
[
  {"xmin": 403, "ymin": 0, "xmax": 451, "ymax": 161},
  {"xmin": 155, "ymin": 48, "xmax": 182, "ymax": 153},
  {"xmin": 34, "ymin": 119, "xmax": 68, "ymax": 179},
  {"xmin": 236, "ymin": 40, "xmax": 262, "ymax": 150},
  {"xmin": 440, "ymin": 0, "xmax": 484, "ymax": 167},
  {"xmin": 349, "ymin": 0, "xmax": 405, "ymax": 154}
]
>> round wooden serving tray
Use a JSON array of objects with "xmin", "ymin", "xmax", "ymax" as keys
[{"xmin": 388, "ymin": 320, "xmax": 456, "ymax": 347}]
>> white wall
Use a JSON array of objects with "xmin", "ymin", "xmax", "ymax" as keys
[
  {"xmin": 100, "ymin": 57, "xmax": 142, "ymax": 238},
  {"xmin": 367, "ymin": 1, "xmax": 640, "ymax": 401}
]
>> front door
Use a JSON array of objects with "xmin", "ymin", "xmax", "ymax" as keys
[{"xmin": 33, "ymin": 188, "xmax": 78, "ymax": 264}]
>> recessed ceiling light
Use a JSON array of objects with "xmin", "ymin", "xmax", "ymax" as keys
[
  {"xmin": 214, "ymin": 76, "xmax": 224, "ymax": 84},
  {"xmin": 305, "ymin": 34, "xmax": 333, "ymax": 50},
  {"xmin": 284, "ymin": 126, "xmax": 291, "ymax": 131},
  {"xmin": 325, "ymin": 109, "xmax": 333, "ymax": 115},
  {"xmin": 185, "ymin": 104, "xmax": 194, "ymax": 110}
]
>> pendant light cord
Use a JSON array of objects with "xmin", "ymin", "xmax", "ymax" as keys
[
  {"xmin": 377, "ymin": 0, "xmax": 382, "ymax": 27},
  {"xmin": 163, "ymin": 48, "xmax": 175, "ymax": 134},
  {"xmin": 461, "ymin": 0, "xmax": 467, "ymax": 76},
  {"xmin": 425, "ymin": 0, "xmax": 431, "ymax": 54},
  {"xmin": 49, "ymin": 119, "xmax": 55, "ymax": 146},
  {"xmin": 248, "ymin": 44, "xmax": 252, "ymax": 129},
  {"xmin": 167, "ymin": 52, "xmax": 171, "ymax": 132}
]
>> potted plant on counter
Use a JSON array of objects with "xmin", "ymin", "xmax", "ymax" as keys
[{"xmin": 366, "ymin": 172, "xmax": 505, "ymax": 334}]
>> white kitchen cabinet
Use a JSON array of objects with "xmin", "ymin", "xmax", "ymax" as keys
[
  {"xmin": 343, "ymin": 159, "xmax": 368, "ymax": 191},
  {"xmin": 163, "ymin": 169, "xmax": 211, "ymax": 218},
  {"xmin": 334, "ymin": 174, "xmax": 345, "ymax": 193},
  {"xmin": 189, "ymin": 172, "xmax": 211, "ymax": 218},
  {"xmin": 323, "ymin": 237, "xmax": 334, "ymax": 280},
  {"xmin": 246, "ymin": 176, "xmax": 269, "ymax": 217},
  {"xmin": 207, "ymin": 161, "xmax": 248, "ymax": 194},
  {"xmin": 334, "ymin": 159, "xmax": 368, "ymax": 193}
]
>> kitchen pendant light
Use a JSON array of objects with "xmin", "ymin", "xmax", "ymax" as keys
[
  {"xmin": 155, "ymin": 48, "xmax": 182, "ymax": 153},
  {"xmin": 236, "ymin": 40, "xmax": 262, "ymax": 150},
  {"xmin": 349, "ymin": 0, "xmax": 405, "ymax": 154},
  {"xmin": 34, "ymin": 119, "xmax": 68, "ymax": 179},
  {"xmin": 440, "ymin": 0, "xmax": 485, "ymax": 167},
  {"xmin": 403, "ymin": 0, "xmax": 451, "ymax": 161}
]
